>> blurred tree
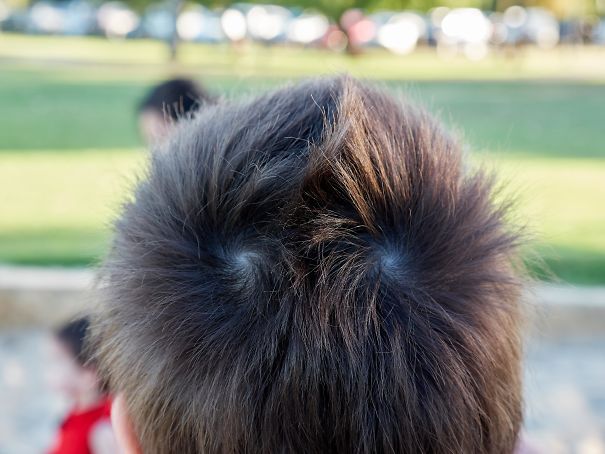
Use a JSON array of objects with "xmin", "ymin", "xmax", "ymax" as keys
[
  {"xmin": 493, "ymin": 0, "xmax": 598, "ymax": 16},
  {"xmin": 530, "ymin": 0, "xmax": 597, "ymax": 17},
  {"xmin": 291, "ymin": 0, "xmax": 373, "ymax": 19},
  {"xmin": 3, "ymin": 0, "xmax": 29, "ymax": 8}
]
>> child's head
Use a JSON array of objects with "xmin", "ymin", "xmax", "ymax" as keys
[
  {"xmin": 95, "ymin": 76, "xmax": 524, "ymax": 453},
  {"xmin": 50, "ymin": 317, "xmax": 101, "ymax": 400},
  {"xmin": 138, "ymin": 77, "xmax": 214, "ymax": 145}
]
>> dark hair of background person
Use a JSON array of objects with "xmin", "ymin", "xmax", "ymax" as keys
[
  {"xmin": 56, "ymin": 317, "xmax": 92, "ymax": 367},
  {"xmin": 93, "ymin": 75, "xmax": 525, "ymax": 454},
  {"xmin": 138, "ymin": 77, "xmax": 214, "ymax": 120}
]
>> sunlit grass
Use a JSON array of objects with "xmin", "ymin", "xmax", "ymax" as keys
[
  {"xmin": 0, "ymin": 149, "xmax": 143, "ymax": 265},
  {"xmin": 488, "ymin": 155, "xmax": 605, "ymax": 284}
]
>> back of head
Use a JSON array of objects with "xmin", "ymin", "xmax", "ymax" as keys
[
  {"xmin": 139, "ymin": 77, "xmax": 214, "ymax": 120},
  {"xmin": 94, "ymin": 76, "xmax": 523, "ymax": 453},
  {"xmin": 57, "ymin": 316, "xmax": 91, "ymax": 367}
]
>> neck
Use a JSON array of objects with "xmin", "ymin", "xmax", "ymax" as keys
[{"xmin": 73, "ymin": 388, "xmax": 104, "ymax": 412}]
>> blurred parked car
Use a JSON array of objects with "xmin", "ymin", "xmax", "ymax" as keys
[
  {"xmin": 221, "ymin": 6, "xmax": 247, "ymax": 42},
  {"xmin": 371, "ymin": 11, "xmax": 427, "ymax": 55},
  {"xmin": 0, "ymin": 1, "xmax": 28, "ymax": 32},
  {"xmin": 435, "ymin": 8, "xmax": 492, "ymax": 60},
  {"xmin": 177, "ymin": 5, "xmax": 223, "ymax": 43},
  {"xmin": 140, "ymin": 3, "xmax": 174, "ymax": 41},
  {"xmin": 502, "ymin": 6, "xmax": 559, "ymax": 48},
  {"xmin": 0, "ymin": 0, "xmax": 11, "ymax": 26},
  {"xmin": 97, "ymin": 1, "xmax": 138, "ymax": 38},
  {"xmin": 593, "ymin": 19, "xmax": 605, "ymax": 44},
  {"xmin": 286, "ymin": 12, "xmax": 329, "ymax": 46},
  {"xmin": 246, "ymin": 4, "xmax": 291, "ymax": 43},
  {"xmin": 27, "ymin": 0, "xmax": 96, "ymax": 35}
]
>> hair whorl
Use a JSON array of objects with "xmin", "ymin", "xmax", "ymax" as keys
[{"xmin": 93, "ymin": 76, "xmax": 523, "ymax": 454}]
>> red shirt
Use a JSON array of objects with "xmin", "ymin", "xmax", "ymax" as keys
[{"xmin": 48, "ymin": 397, "xmax": 112, "ymax": 454}]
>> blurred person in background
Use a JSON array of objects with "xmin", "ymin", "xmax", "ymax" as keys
[
  {"xmin": 138, "ymin": 77, "xmax": 215, "ymax": 145},
  {"xmin": 47, "ymin": 317, "xmax": 117, "ymax": 454}
]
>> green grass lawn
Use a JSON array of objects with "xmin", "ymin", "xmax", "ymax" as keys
[{"xmin": 1, "ymin": 34, "xmax": 604, "ymax": 284}]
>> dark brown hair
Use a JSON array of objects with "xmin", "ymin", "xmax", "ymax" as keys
[{"xmin": 93, "ymin": 76, "xmax": 524, "ymax": 454}]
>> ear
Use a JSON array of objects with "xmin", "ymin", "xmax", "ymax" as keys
[{"xmin": 111, "ymin": 393, "xmax": 143, "ymax": 454}]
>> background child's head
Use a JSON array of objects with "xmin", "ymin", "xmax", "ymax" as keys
[
  {"xmin": 50, "ymin": 317, "xmax": 102, "ymax": 402},
  {"xmin": 94, "ymin": 75, "xmax": 524, "ymax": 454},
  {"xmin": 138, "ymin": 77, "xmax": 214, "ymax": 145}
]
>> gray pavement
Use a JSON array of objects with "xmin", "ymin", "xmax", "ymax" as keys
[{"xmin": 523, "ymin": 337, "xmax": 605, "ymax": 454}]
